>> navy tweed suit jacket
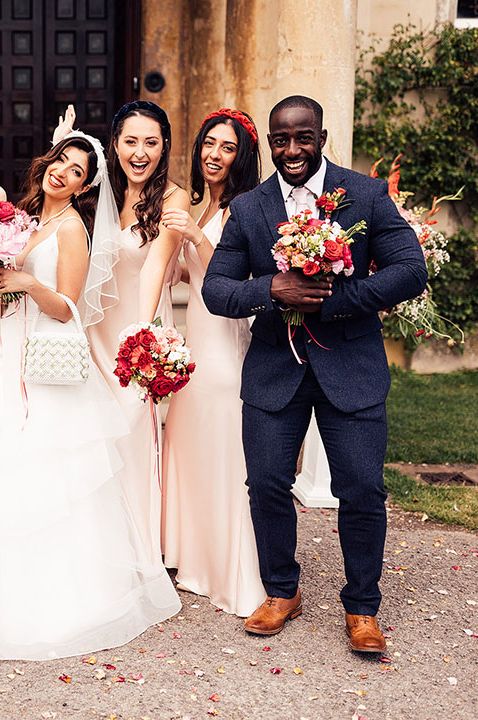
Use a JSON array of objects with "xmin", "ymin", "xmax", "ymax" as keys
[{"xmin": 202, "ymin": 161, "xmax": 427, "ymax": 413}]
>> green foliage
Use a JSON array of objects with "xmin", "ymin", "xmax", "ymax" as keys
[
  {"xmin": 431, "ymin": 227, "xmax": 478, "ymax": 331},
  {"xmin": 386, "ymin": 367, "xmax": 478, "ymax": 464},
  {"xmin": 354, "ymin": 24, "xmax": 478, "ymax": 336}
]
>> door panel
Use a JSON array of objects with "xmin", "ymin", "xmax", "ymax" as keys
[{"xmin": 0, "ymin": 0, "xmax": 141, "ymax": 201}]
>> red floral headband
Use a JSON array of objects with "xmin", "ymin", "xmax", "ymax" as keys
[{"xmin": 201, "ymin": 108, "xmax": 258, "ymax": 145}]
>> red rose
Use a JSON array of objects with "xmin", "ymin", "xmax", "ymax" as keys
[
  {"xmin": 306, "ymin": 217, "xmax": 324, "ymax": 228},
  {"xmin": 118, "ymin": 346, "xmax": 132, "ymax": 359},
  {"xmin": 324, "ymin": 200, "xmax": 336, "ymax": 213},
  {"xmin": 150, "ymin": 375, "xmax": 175, "ymax": 399},
  {"xmin": 116, "ymin": 358, "xmax": 131, "ymax": 373},
  {"xmin": 137, "ymin": 351, "xmax": 153, "ymax": 371},
  {"xmin": 137, "ymin": 330, "xmax": 155, "ymax": 350},
  {"xmin": 303, "ymin": 261, "xmax": 320, "ymax": 276},
  {"xmin": 187, "ymin": 362, "xmax": 196, "ymax": 374},
  {"xmin": 125, "ymin": 336, "xmax": 137, "ymax": 349},
  {"xmin": 323, "ymin": 240, "xmax": 343, "ymax": 261},
  {"xmin": 315, "ymin": 196, "xmax": 327, "ymax": 208},
  {"xmin": 0, "ymin": 201, "xmax": 16, "ymax": 222}
]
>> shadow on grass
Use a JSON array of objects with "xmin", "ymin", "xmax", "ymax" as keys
[{"xmin": 385, "ymin": 467, "xmax": 478, "ymax": 531}]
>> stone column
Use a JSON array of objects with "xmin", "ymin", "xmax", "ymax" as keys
[{"xmin": 225, "ymin": 0, "xmax": 358, "ymax": 172}]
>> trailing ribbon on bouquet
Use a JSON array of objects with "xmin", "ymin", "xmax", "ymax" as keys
[
  {"xmin": 287, "ymin": 320, "xmax": 330, "ymax": 365},
  {"xmin": 149, "ymin": 397, "xmax": 161, "ymax": 489}
]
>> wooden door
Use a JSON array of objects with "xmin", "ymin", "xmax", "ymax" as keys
[{"xmin": 0, "ymin": 0, "xmax": 141, "ymax": 201}]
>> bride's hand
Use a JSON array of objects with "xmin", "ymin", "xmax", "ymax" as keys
[
  {"xmin": 0, "ymin": 267, "xmax": 34, "ymax": 293},
  {"xmin": 52, "ymin": 104, "xmax": 76, "ymax": 144},
  {"xmin": 161, "ymin": 208, "xmax": 203, "ymax": 247}
]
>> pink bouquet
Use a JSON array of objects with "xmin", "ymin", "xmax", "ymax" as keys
[
  {"xmin": 114, "ymin": 318, "xmax": 195, "ymax": 404},
  {"xmin": 0, "ymin": 200, "xmax": 38, "ymax": 306},
  {"xmin": 271, "ymin": 209, "xmax": 366, "ymax": 326}
]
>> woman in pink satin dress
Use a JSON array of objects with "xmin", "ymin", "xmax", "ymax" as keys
[
  {"xmin": 53, "ymin": 102, "xmax": 189, "ymax": 626},
  {"xmin": 161, "ymin": 109, "xmax": 266, "ymax": 616}
]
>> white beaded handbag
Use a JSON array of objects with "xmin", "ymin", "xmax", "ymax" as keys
[{"xmin": 22, "ymin": 292, "xmax": 90, "ymax": 385}]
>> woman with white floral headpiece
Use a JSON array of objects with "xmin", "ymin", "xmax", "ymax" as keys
[{"xmin": 0, "ymin": 129, "xmax": 180, "ymax": 660}]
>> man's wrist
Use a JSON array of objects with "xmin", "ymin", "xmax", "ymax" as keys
[{"xmin": 271, "ymin": 297, "xmax": 289, "ymax": 311}]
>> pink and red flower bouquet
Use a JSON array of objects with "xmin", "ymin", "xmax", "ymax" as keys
[
  {"xmin": 271, "ymin": 209, "xmax": 366, "ymax": 326},
  {"xmin": 114, "ymin": 319, "xmax": 195, "ymax": 404},
  {"xmin": 0, "ymin": 200, "xmax": 38, "ymax": 306}
]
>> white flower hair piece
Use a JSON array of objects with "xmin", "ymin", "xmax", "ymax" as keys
[{"xmin": 55, "ymin": 130, "xmax": 107, "ymax": 187}]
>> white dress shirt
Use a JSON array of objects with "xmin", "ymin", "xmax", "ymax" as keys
[{"xmin": 277, "ymin": 158, "xmax": 328, "ymax": 220}]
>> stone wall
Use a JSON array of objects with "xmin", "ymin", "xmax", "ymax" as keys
[{"xmin": 141, "ymin": 0, "xmax": 359, "ymax": 183}]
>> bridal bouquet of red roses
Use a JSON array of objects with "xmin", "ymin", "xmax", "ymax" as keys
[
  {"xmin": 0, "ymin": 200, "xmax": 38, "ymax": 306},
  {"xmin": 114, "ymin": 319, "xmax": 195, "ymax": 404},
  {"xmin": 271, "ymin": 209, "xmax": 366, "ymax": 326}
]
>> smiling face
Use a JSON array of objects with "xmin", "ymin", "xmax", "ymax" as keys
[
  {"xmin": 115, "ymin": 114, "xmax": 164, "ymax": 187},
  {"xmin": 41, "ymin": 146, "xmax": 89, "ymax": 200},
  {"xmin": 200, "ymin": 122, "xmax": 238, "ymax": 189},
  {"xmin": 268, "ymin": 106, "xmax": 327, "ymax": 186}
]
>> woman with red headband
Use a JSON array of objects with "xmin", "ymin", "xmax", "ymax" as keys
[{"xmin": 161, "ymin": 109, "xmax": 266, "ymax": 616}]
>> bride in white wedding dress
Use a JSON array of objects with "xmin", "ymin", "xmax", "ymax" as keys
[{"xmin": 0, "ymin": 132, "xmax": 180, "ymax": 661}]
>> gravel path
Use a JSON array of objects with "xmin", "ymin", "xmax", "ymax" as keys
[{"xmin": 1, "ymin": 503, "xmax": 477, "ymax": 720}]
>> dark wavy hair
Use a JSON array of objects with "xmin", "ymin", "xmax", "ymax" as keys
[
  {"xmin": 18, "ymin": 137, "xmax": 99, "ymax": 238},
  {"xmin": 109, "ymin": 101, "xmax": 171, "ymax": 246},
  {"xmin": 191, "ymin": 113, "xmax": 261, "ymax": 208}
]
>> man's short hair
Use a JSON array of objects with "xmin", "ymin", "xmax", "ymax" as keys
[{"xmin": 269, "ymin": 96, "xmax": 323, "ymax": 129}]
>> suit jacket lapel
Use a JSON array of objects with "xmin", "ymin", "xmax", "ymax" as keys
[
  {"xmin": 322, "ymin": 159, "xmax": 346, "ymax": 196},
  {"xmin": 259, "ymin": 174, "xmax": 288, "ymax": 245}
]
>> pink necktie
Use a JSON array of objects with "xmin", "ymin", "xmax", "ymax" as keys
[{"xmin": 291, "ymin": 186, "xmax": 311, "ymax": 214}]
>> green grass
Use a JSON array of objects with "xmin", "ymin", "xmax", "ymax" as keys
[
  {"xmin": 386, "ymin": 367, "xmax": 478, "ymax": 463},
  {"xmin": 384, "ymin": 467, "xmax": 478, "ymax": 531}
]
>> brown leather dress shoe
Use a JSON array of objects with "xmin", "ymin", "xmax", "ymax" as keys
[
  {"xmin": 244, "ymin": 590, "xmax": 302, "ymax": 635},
  {"xmin": 345, "ymin": 613, "xmax": 387, "ymax": 653}
]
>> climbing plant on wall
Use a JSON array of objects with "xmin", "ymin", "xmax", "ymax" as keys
[{"xmin": 353, "ymin": 23, "xmax": 478, "ymax": 337}]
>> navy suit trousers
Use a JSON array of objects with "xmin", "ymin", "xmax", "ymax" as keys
[{"xmin": 242, "ymin": 366, "xmax": 388, "ymax": 616}]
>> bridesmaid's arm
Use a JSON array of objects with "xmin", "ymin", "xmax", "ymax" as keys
[
  {"xmin": 138, "ymin": 187, "xmax": 190, "ymax": 323},
  {"xmin": 161, "ymin": 207, "xmax": 216, "ymax": 271}
]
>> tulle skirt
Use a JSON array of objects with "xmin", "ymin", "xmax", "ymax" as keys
[{"xmin": 0, "ymin": 309, "xmax": 180, "ymax": 660}]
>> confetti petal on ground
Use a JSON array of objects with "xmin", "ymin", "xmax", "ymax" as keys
[
  {"xmin": 447, "ymin": 677, "xmax": 458, "ymax": 686},
  {"xmin": 111, "ymin": 675, "xmax": 126, "ymax": 683},
  {"xmin": 81, "ymin": 655, "xmax": 96, "ymax": 665},
  {"xmin": 209, "ymin": 693, "xmax": 220, "ymax": 702},
  {"xmin": 293, "ymin": 667, "xmax": 303, "ymax": 675},
  {"xmin": 270, "ymin": 667, "xmax": 283, "ymax": 674},
  {"xmin": 221, "ymin": 647, "xmax": 235, "ymax": 655},
  {"xmin": 58, "ymin": 675, "xmax": 71, "ymax": 684}
]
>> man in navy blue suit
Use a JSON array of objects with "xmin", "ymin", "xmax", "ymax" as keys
[{"xmin": 202, "ymin": 96, "xmax": 427, "ymax": 652}]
